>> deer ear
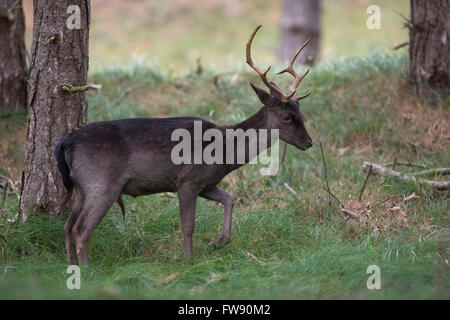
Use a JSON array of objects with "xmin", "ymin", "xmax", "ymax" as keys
[{"xmin": 250, "ymin": 83, "xmax": 272, "ymax": 105}]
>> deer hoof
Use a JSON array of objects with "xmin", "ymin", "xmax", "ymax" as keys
[{"xmin": 210, "ymin": 239, "xmax": 229, "ymax": 249}]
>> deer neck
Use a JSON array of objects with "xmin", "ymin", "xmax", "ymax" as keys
[{"xmin": 224, "ymin": 107, "xmax": 278, "ymax": 170}]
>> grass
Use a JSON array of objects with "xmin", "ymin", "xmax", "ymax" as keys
[{"xmin": 0, "ymin": 51, "xmax": 448, "ymax": 299}]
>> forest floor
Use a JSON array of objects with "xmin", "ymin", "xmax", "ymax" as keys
[{"xmin": 0, "ymin": 51, "xmax": 448, "ymax": 299}]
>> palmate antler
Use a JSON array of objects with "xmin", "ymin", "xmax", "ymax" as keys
[{"xmin": 246, "ymin": 25, "xmax": 311, "ymax": 102}]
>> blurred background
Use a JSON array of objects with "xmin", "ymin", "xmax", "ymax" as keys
[{"xmin": 23, "ymin": 0, "xmax": 410, "ymax": 74}]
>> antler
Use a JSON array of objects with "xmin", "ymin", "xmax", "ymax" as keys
[
  {"xmin": 276, "ymin": 39, "xmax": 311, "ymax": 101},
  {"xmin": 246, "ymin": 25, "xmax": 288, "ymax": 100},
  {"xmin": 246, "ymin": 25, "xmax": 311, "ymax": 102}
]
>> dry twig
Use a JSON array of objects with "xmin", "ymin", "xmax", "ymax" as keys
[
  {"xmin": 283, "ymin": 183, "xmax": 297, "ymax": 195},
  {"xmin": 363, "ymin": 162, "xmax": 450, "ymax": 190},
  {"xmin": 316, "ymin": 141, "xmax": 344, "ymax": 208},
  {"xmin": 382, "ymin": 161, "xmax": 426, "ymax": 169},
  {"xmin": 411, "ymin": 168, "xmax": 450, "ymax": 177},
  {"xmin": 358, "ymin": 164, "xmax": 372, "ymax": 201},
  {"xmin": 2, "ymin": 266, "xmax": 16, "ymax": 280}
]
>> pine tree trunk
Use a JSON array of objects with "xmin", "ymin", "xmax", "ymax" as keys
[
  {"xmin": 409, "ymin": 0, "xmax": 450, "ymax": 102},
  {"xmin": 0, "ymin": 0, "xmax": 27, "ymax": 113},
  {"xmin": 279, "ymin": 0, "xmax": 321, "ymax": 66},
  {"xmin": 19, "ymin": 0, "xmax": 90, "ymax": 220}
]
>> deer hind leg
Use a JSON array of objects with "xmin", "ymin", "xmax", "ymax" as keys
[
  {"xmin": 72, "ymin": 187, "xmax": 120, "ymax": 266},
  {"xmin": 200, "ymin": 186, "xmax": 234, "ymax": 249},
  {"xmin": 64, "ymin": 191, "xmax": 83, "ymax": 265}
]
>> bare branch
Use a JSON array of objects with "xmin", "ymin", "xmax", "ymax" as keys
[
  {"xmin": 363, "ymin": 162, "xmax": 450, "ymax": 190},
  {"xmin": 394, "ymin": 42, "xmax": 409, "ymax": 50},
  {"xmin": 316, "ymin": 141, "xmax": 344, "ymax": 208},
  {"xmin": 411, "ymin": 168, "xmax": 450, "ymax": 177},
  {"xmin": 358, "ymin": 164, "xmax": 372, "ymax": 201},
  {"xmin": 382, "ymin": 161, "xmax": 426, "ymax": 169}
]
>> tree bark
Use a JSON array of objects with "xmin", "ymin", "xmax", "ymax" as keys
[
  {"xmin": 279, "ymin": 0, "xmax": 321, "ymax": 66},
  {"xmin": 409, "ymin": 0, "xmax": 450, "ymax": 102},
  {"xmin": 0, "ymin": 0, "xmax": 27, "ymax": 113},
  {"xmin": 19, "ymin": 0, "xmax": 90, "ymax": 220}
]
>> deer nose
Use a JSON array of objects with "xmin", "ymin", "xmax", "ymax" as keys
[{"xmin": 305, "ymin": 139, "xmax": 313, "ymax": 149}]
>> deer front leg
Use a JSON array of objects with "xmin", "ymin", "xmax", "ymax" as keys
[
  {"xmin": 200, "ymin": 186, "xmax": 234, "ymax": 249},
  {"xmin": 177, "ymin": 183, "xmax": 199, "ymax": 259}
]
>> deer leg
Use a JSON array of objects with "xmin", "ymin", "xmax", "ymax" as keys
[
  {"xmin": 200, "ymin": 186, "xmax": 234, "ymax": 249},
  {"xmin": 72, "ymin": 189, "xmax": 119, "ymax": 266},
  {"xmin": 177, "ymin": 183, "xmax": 199, "ymax": 259},
  {"xmin": 64, "ymin": 191, "xmax": 83, "ymax": 265}
]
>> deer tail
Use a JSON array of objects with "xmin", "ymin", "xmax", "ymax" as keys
[{"xmin": 54, "ymin": 135, "xmax": 74, "ymax": 212}]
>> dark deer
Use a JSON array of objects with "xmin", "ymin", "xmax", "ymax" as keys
[{"xmin": 55, "ymin": 25, "xmax": 313, "ymax": 265}]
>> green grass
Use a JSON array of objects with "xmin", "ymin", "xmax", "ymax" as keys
[{"xmin": 0, "ymin": 51, "xmax": 448, "ymax": 299}]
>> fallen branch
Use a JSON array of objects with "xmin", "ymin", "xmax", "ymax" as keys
[
  {"xmin": 363, "ymin": 162, "xmax": 450, "ymax": 190},
  {"xmin": 382, "ymin": 161, "xmax": 426, "ymax": 169},
  {"xmin": 411, "ymin": 168, "xmax": 450, "ymax": 177}
]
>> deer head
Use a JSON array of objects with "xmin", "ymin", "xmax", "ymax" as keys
[{"xmin": 246, "ymin": 25, "xmax": 313, "ymax": 151}]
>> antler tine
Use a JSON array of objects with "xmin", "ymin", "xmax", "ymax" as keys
[
  {"xmin": 294, "ymin": 90, "xmax": 312, "ymax": 101},
  {"xmin": 277, "ymin": 38, "xmax": 311, "ymax": 98},
  {"xmin": 246, "ymin": 25, "xmax": 288, "ymax": 101},
  {"xmin": 288, "ymin": 69, "xmax": 309, "ymax": 93}
]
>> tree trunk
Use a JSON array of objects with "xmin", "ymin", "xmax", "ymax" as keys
[
  {"xmin": 19, "ymin": 0, "xmax": 90, "ymax": 220},
  {"xmin": 0, "ymin": 0, "xmax": 27, "ymax": 113},
  {"xmin": 279, "ymin": 0, "xmax": 321, "ymax": 66},
  {"xmin": 409, "ymin": 0, "xmax": 450, "ymax": 102}
]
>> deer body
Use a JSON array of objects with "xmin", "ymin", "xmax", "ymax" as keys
[{"xmin": 56, "ymin": 25, "xmax": 314, "ymax": 265}]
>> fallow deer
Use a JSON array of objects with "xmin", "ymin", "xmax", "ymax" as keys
[{"xmin": 55, "ymin": 25, "xmax": 313, "ymax": 265}]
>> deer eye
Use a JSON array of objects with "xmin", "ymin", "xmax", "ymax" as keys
[{"xmin": 281, "ymin": 115, "xmax": 291, "ymax": 122}]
